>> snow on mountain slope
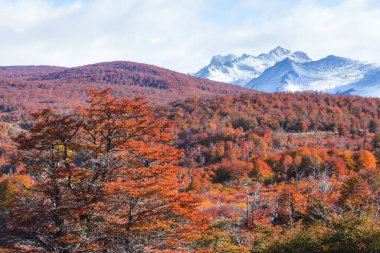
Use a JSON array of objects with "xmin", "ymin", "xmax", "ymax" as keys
[
  {"xmin": 331, "ymin": 68, "xmax": 380, "ymax": 97},
  {"xmin": 246, "ymin": 55, "xmax": 376, "ymax": 93},
  {"xmin": 194, "ymin": 46, "xmax": 311, "ymax": 86},
  {"xmin": 244, "ymin": 58, "xmax": 320, "ymax": 92}
]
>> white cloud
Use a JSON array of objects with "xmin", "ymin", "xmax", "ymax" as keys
[{"xmin": 0, "ymin": 0, "xmax": 379, "ymax": 73}]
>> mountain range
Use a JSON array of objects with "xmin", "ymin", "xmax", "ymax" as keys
[{"xmin": 194, "ymin": 46, "xmax": 380, "ymax": 97}]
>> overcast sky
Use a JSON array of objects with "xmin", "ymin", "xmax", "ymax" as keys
[{"xmin": 0, "ymin": 0, "xmax": 379, "ymax": 73}]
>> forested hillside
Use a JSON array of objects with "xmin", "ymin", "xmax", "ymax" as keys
[
  {"xmin": 1, "ymin": 85, "xmax": 379, "ymax": 251},
  {"xmin": 0, "ymin": 61, "xmax": 247, "ymax": 119},
  {"xmin": 155, "ymin": 92, "xmax": 380, "ymax": 252}
]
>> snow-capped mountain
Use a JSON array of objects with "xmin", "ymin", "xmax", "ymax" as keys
[
  {"xmin": 194, "ymin": 47, "xmax": 380, "ymax": 97},
  {"xmin": 246, "ymin": 55, "xmax": 375, "ymax": 93},
  {"xmin": 194, "ymin": 46, "xmax": 311, "ymax": 86}
]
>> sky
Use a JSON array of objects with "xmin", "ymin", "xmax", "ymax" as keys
[{"xmin": 0, "ymin": 0, "xmax": 380, "ymax": 73}]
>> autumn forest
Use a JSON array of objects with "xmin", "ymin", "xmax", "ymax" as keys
[{"xmin": 0, "ymin": 63, "xmax": 379, "ymax": 252}]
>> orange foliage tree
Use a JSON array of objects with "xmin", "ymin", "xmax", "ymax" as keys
[
  {"xmin": 355, "ymin": 150, "xmax": 377, "ymax": 171},
  {"xmin": 1, "ymin": 89, "xmax": 206, "ymax": 252}
]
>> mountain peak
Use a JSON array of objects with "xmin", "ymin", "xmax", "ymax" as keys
[
  {"xmin": 269, "ymin": 46, "xmax": 291, "ymax": 56},
  {"xmin": 275, "ymin": 57, "xmax": 298, "ymax": 68},
  {"xmin": 293, "ymin": 51, "xmax": 312, "ymax": 61},
  {"xmin": 194, "ymin": 47, "xmax": 312, "ymax": 86},
  {"xmin": 322, "ymin": 55, "xmax": 356, "ymax": 64},
  {"xmin": 210, "ymin": 54, "xmax": 237, "ymax": 65}
]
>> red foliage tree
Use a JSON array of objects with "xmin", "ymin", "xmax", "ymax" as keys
[{"xmin": 1, "ymin": 89, "xmax": 206, "ymax": 252}]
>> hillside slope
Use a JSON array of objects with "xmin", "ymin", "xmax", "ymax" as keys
[{"xmin": 0, "ymin": 61, "xmax": 248, "ymax": 117}]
